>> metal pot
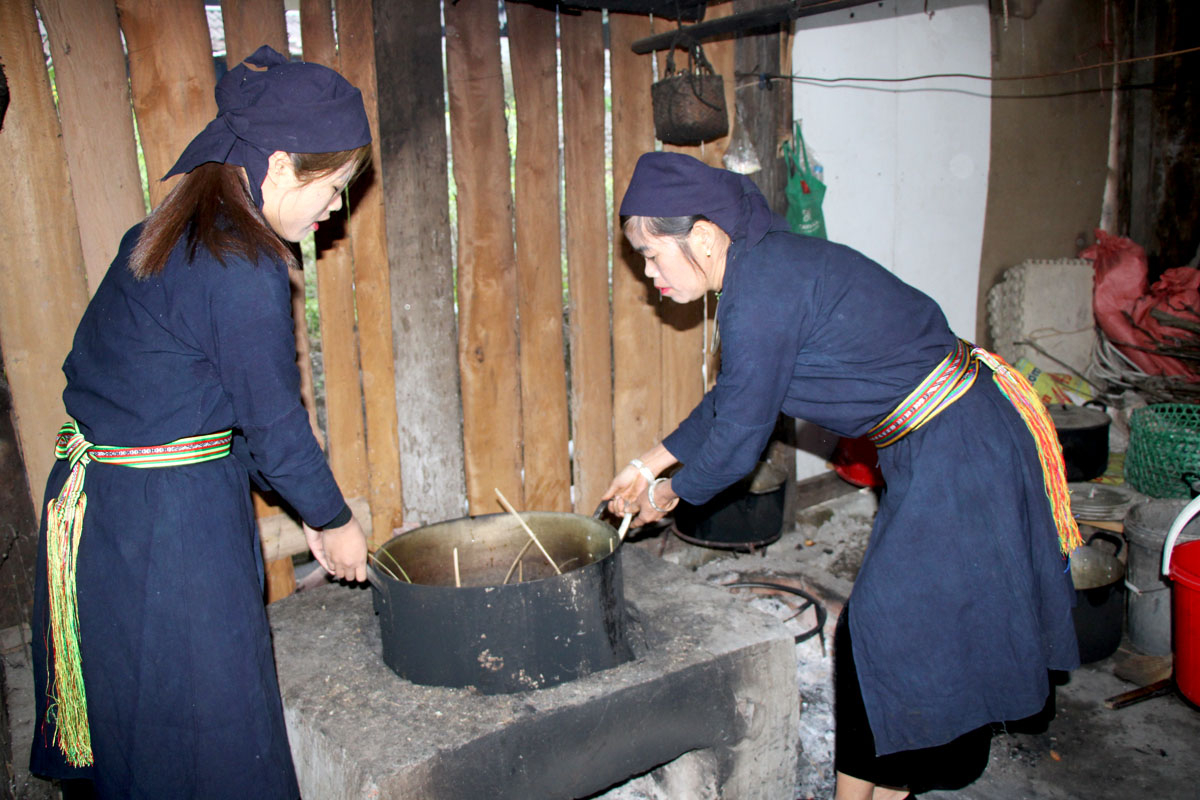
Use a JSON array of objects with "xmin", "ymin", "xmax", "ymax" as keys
[
  {"xmin": 369, "ymin": 511, "xmax": 633, "ymax": 694},
  {"xmin": 1070, "ymin": 529, "xmax": 1126, "ymax": 663},
  {"xmin": 672, "ymin": 461, "xmax": 788, "ymax": 551},
  {"xmin": 1048, "ymin": 402, "xmax": 1111, "ymax": 482}
]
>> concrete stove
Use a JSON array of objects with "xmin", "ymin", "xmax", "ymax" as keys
[{"xmin": 268, "ymin": 546, "xmax": 798, "ymax": 799}]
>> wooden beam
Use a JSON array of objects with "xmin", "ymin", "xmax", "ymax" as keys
[
  {"xmin": 117, "ymin": 0, "xmax": 217, "ymax": 209},
  {"xmin": 338, "ymin": 0, "xmax": 405, "ymax": 547},
  {"xmin": 35, "ymin": 0, "xmax": 145, "ymax": 295},
  {"xmin": 630, "ymin": 0, "xmax": 878, "ymax": 54},
  {"xmin": 444, "ymin": 0, "xmax": 524, "ymax": 514},
  {"xmin": 0, "ymin": 0, "xmax": 91, "ymax": 515},
  {"xmin": 507, "ymin": 0, "xmax": 706, "ymax": 20},
  {"xmin": 561, "ymin": 8, "xmax": 615, "ymax": 512},
  {"xmin": 508, "ymin": 2, "xmax": 571, "ymax": 512},
  {"xmin": 609, "ymin": 12, "xmax": 661, "ymax": 465},
  {"xmin": 372, "ymin": 0, "xmax": 467, "ymax": 524}
]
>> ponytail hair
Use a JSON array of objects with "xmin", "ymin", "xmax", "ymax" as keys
[{"xmin": 129, "ymin": 144, "xmax": 371, "ymax": 279}]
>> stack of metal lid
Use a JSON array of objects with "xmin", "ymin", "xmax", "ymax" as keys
[{"xmin": 1069, "ymin": 482, "xmax": 1138, "ymax": 521}]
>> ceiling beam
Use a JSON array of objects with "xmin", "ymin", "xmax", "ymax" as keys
[{"xmin": 631, "ymin": 0, "xmax": 879, "ymax": 53}]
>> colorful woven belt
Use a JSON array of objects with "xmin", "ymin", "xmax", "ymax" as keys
[
  {"xmin": 866, "ymin": 339, "xmax": 979, "ymax": 448},
  {"xmin": 43, "ymin": 420, "xmax": 233, "ymax": 767},
  {"xmin": 866, "ymin": 344, "xmax": 1081, "ymax": 560}
]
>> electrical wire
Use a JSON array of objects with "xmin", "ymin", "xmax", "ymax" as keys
[{"xmin": 739, "ymin": 43, "xmax": 1200, "ymax": 90}]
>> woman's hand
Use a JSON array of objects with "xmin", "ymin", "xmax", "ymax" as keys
[
  {"xmin": 600, "ymin": 443, "xmax": 681, "ymax": 525},
  {"xmin": 602, "ymin": 462, "xmax": 646, "ymax": 519},
  {"xmin": 304, "ymin": 515, "xmax": 368, "ymax": 583}
]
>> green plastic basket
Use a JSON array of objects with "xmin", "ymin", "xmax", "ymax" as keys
[{"xmin": 1125, "ymin": 403, "xmax": 1200, "ymax": 498}]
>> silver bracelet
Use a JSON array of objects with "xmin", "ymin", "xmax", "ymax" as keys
[
  {"xmin": 647, "ymin": 477, "xmax": 673, "ymax": 513},
  {"xmin": 629, "ymin": 458, "xmax": 656, "ymax": 484}
]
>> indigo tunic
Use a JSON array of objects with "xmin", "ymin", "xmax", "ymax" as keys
[
  {"xmin": 31, "ymin": 224, "xmax": 346, "ymax": 798},
  {"xmin": 663, "ymin": 225, "xmax": 1079, "ymax": 755}
]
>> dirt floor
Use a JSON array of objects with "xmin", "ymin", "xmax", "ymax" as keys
[
  {"xmin": 5, "ymin": 477, "xmax": 1199, "ymax": 799},
  {"xmin": 617, "ymin": 478, "xmax": 1200, "ymax": 800}
]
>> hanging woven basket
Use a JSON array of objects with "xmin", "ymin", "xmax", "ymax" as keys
[{"xmin": 651, "ymin": 43, "xmax": 728, "ymax": 145}]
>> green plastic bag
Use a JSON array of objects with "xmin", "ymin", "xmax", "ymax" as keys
[{"xmin": 782, "ymin": 121, "xmax": 827, "ymax": 239}]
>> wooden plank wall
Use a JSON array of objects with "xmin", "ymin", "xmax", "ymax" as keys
[
  {"xmin": 0, "ymin": 1, "xmax": 91, "ymax": 508},
  {"xmin": 2, "ymin": 0, "xmax": 740, "ymax": 600}
]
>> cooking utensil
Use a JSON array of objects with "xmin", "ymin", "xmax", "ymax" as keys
[
  {"xmin": 370, "ymin": 511, "xmax": 632, "ymax": 694},
  {"xmin": 1049, "ymin": 402, "xmax": 1111, "ymax": 482},
  {"xmin": 1070, "ymin": 529, "xmax": 1126, "ymax": 663}
]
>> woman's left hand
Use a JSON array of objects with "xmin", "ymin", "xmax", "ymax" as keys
[{"xmin": 304, "ymin": 515, "xmax": 368, "ymax": 582}]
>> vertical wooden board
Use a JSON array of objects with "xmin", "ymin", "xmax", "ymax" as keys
[
  {"xmin": 36, "ymin": 0, "xmax": 145, "ymax": 296},
  {"xmin": 373, "ymin": 0, "xmax": 467, "ymax": 525},
  {"xmin": 300, "ymin": 0, "xmax": 368, "ymax": 500},
  {"xmin": 444, "ymin": 0, "xmax": 524, "ymax": 514},
  {"xmin": 0, "ymin": 1, "xmax": 91, "ymax": 513},
  {"xmin": 117, "ymin": 0, "xmax": 217, "ymax": 209},
  {"xmin": 560, "ymin": 9, "xmax": 614, "ymax": 512},
  {"xmin": 507, "ymin": 2, "xmax": 570, "ymax": 512},
  {"xmin": 608, "ymin": 12, "xmax": 661, "ymax": 465},
  {"xmin": 264, "ymin": 554, "xmax": 296, "ymax": 603},
  {"xmin": 338, "ymin": 0, "xmax": 404, "ymax": 545},
  {"xmin": 220, "ymin": 0, "xmax": 288, "ymax": 64}
]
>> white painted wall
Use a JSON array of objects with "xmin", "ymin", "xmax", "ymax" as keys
[{"xmin": 789, "ymin": 0, "xmax": 992, "ymax": 478}]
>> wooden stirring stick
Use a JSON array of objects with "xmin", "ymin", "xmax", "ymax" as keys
[{"xmin": 494, "ymin": 488, "xmax": 562, "ymax": 575}]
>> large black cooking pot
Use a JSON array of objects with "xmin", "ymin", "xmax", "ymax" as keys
[
  {"xmin": 1070, "ymin": 530, "xmax": 1126, "ymax": 664},
  {"xmin": 1048, "ymin": 402, "xmax": 1111, "ymax": 482},
  {"xmin": 369, "ymin": 511, "xmax": 633, "ymax": 694}
]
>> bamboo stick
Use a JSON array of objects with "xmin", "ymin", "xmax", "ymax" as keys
[{"xmin": 493, "ymin": 488, "xmax": 561, "ymax": 575}]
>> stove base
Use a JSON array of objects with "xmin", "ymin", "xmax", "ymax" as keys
[{"xmin": 268, "ymin": 546, "xmax": 798, "ymax": 799}]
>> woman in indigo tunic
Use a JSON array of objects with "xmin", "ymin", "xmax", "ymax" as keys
[
  {"xmin": 603, "ymin": 152, "xmax": 1081, "ymax": 799},
  {"xmin": 32, "ymin": 46, "xmax": 371, "ymax": 798}
]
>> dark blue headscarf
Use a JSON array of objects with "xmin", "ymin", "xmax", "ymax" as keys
[
  {"xmin": 163, "ymin": 45, "xmax": 371, "ymax": 209},
  {"xmin": 619, "ymin": 152, "xmax": 775, "ymax": 247}
]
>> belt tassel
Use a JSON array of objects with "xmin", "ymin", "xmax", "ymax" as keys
[
  {"xmin": 973, "ymin": 349, "xmax": 1083, "ymax": 556},
  {"xmin": 44, "ymin": 428, "xmax": 93, "ymax": 767},
  {"xmin": 40, "ymin": 421, "xmax": 233, "ymax": 767}
]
